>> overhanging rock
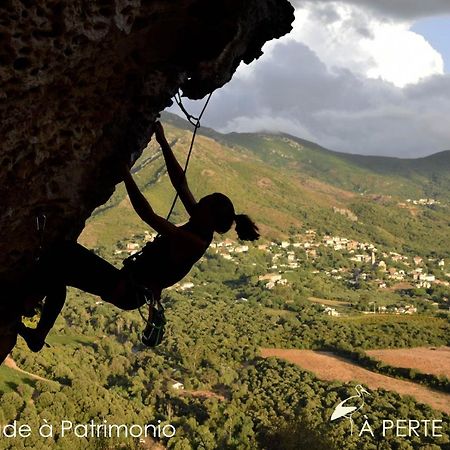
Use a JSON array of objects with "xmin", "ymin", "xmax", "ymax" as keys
[{"xmin": 0, "ymin": 0, "xmax": 294, "ymax": 280}]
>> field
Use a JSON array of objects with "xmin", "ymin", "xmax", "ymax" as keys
[
  {"xmin": 0, "ymin": 364, "xmax": 34, "ymax": 393},
  {"xmin": 260, "ymin": 348, "xmax": 450, "ymax": 414},
  {"xmin": 263, "ymin": 307, "xmax": 297, "ymax": 317},
  {"xmin": 46, "ymin": 332, "xmax": 96, "ymax": 347},
  {"xmin": 3, "ymin": 357, "xmax": 50, "ymax": 382},
  {"xmin": 367, "ymin": 346, "xmax": 450, "ymax": 377},
  {"xmin": 307, "ymin": 297, "xmax": 351, "ymax": 306}
]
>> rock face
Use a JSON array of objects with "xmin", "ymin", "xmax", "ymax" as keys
[
  {"xmin": 0, "ymin": 0, "xmax": 294, "ymax": 358},
  {"xmin": 0, "ymin": 0, "xmax": 294, "ymax": 279}
]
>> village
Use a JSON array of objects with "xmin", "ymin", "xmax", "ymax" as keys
[{"xmin": 112, "ymin": 227, "xmax": 450, "ymax": 317}]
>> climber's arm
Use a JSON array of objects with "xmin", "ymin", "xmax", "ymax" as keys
[
  {"xmin": 122, "ymin": 167, "xmax": 202, "ymax": 244},
  {"xmin": 122, "ymin": 166, "xmax": 170, "ymax": 232},
  {"xmin": 154, "ymin": 122, "xmax": 197, "ymax": 216}
]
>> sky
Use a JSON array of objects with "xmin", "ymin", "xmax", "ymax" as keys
[
  {"xmin": 170, "ymin": 0, "xmax": 450, "ymax": 158},
  {"xmin": 411, "ymin": 16, "xmax": 450, "ymax": 73}
]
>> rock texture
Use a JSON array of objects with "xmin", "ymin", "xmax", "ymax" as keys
[
  {"xmin": 0, "ymin": 0, "xmax": 294, "ymax": 358},
  {"xmin": 0, "ymin": 0, "xmax": 294, "ymax": 279}
]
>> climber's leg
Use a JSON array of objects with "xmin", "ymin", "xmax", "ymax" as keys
[
  {"xmin": 18, "ymin": 284, "xmax": 66, "ymax": 352},
  {"xmin": 0, "ymin": 301, "xmax": 20, "ymax": 364},
  {"xmin": 38, "ymin": 241, "xmax": 122, "ymax": 299},
  {"xmin": 0, "ymin": 332, "xmax": 17, "ymax": 365},
  {"xmin": 0, "ymin": 277, "xmax": 44, "ymax": 361},
  {"xmin": 22, "ymin": 292, "xmax": 46, "ymax": 317},
  {"xmin": 17, "ymin": 242, "xmax": 123, "ymax": 353},
  {"xmin": 106, "ymin": 271, "xmax": 160, "ymax": 311}
]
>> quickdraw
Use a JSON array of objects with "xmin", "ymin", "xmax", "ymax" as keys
[
  {"xmin": 135, "ymin": 285, "xmax": 166, "ymax": 347},
  {"xmin": 35, "ymin": 212, "xmax": 47, "ymax": 262}
]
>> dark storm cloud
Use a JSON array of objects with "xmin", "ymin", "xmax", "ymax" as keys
[
  {"xmin": 174, "ymin": 40, "xmax": 450, "ymax": 157},
  {"xmin": 291, "ymin": 0, "xmax": 450, "ymax": 20}
]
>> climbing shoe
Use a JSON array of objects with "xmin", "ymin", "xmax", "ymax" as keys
[{"xmin": 141, "ymin": 304, "xmax": 166, "ymax": 347}]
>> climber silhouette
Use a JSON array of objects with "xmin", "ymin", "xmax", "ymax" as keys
[{"xmin": 17, "ymin": 121, "xmax": 260, "ymax": 352}]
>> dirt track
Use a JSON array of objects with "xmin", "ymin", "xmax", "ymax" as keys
[
  {"xmin": 4, "ymin": 356, "xmax": 51, "ymax": 382},
  {"xmin": 367, "ymin": 347, "xmax": 450, "ymax": 377},
  {"xmin": 261, "ymin": 348, "xmax": 450, "ymax": 414}
]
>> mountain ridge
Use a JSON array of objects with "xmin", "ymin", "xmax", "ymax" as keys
[
  {"xmin": 81, "ymin": 113, "xmax": 449, "ymax": 259},
  {"xmin": 162, "ymin": 112, "xmax": 450, "ymax": 201},
  {"xmin": 163, "ymin": 111, "xmax": 450, "ymax": 162}
]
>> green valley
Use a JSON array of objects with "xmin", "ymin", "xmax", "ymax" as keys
[
  {"xmin": 2, "ymin": 115, "xmax": 450, "ymax": 450},
  {"xmin": 84, "ymin": 112, "xmax": 450, "ymax": 258}
]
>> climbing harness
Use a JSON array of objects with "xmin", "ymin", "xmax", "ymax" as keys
[{"xmin": 141, "ymin": 298, "xmax": 166, "ymax": 347}]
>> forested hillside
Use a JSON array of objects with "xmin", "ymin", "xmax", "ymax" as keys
[
  {"xmin": 82, "ymin": 113, "xmax": 450, "ymax": 258},
  {"xmin": 2, "ymin": 116, "xmax": 449, "ymax": 450}
]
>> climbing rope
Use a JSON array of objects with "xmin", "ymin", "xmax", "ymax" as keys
[{"xmin": 164, "ymin": 89, "xmax": 213, "ymax": 221}]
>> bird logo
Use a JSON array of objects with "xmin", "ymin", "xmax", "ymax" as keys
[{"xmin": 330, "ymin": 384, "xmax": 371, "ymax": 435}]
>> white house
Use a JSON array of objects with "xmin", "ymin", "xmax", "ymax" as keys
[
  {"xmin": 323, "ymin": 307, "xmax": 340, "ymax": 317},
  {"xmin": 419, "ymin": 273, "xmax": 435, "ymax": 282},
  {"xmin": 404, "ymin": 305, "xmax": 417, "ymax": 314}
]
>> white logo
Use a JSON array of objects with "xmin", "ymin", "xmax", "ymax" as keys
[{"xmin": 330, "ymin": 384, "xmax": 370, "ymax": 435}]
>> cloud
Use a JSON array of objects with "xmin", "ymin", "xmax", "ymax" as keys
[
  {"xmin": 287, "ymin": 3, "xmax": 444, "ymax": 87},
  {"xmin": 169, "ymin": 1, "xmax": 450, "ymax": 157},
  {"xmin": 291, "ymin": 0, "xmax": 450, "ymax": 20},
  {"xmin": 173, "ymin": 40, "xmax": 450, "ymax": 157}
]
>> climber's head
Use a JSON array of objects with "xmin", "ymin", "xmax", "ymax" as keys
[{"xmin": 193, "ymin": 193, "xmax": 260, "ymax": 241}]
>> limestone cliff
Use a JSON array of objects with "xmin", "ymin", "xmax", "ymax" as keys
[
  {"xmin": 0, "ymin": 0, "xmax": 294, "ymax": 357},
  {"xmin": 0, "ymin": 0, "xmax": 294, "ymax": 278}
]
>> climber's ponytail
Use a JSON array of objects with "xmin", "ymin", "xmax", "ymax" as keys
[{"xmin": 234, "ymin": 214, "xmax": 260, "ymax": 241}]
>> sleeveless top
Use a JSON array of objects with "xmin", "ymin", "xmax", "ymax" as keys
[{"xmin": 122, "ymin": 225, "xmax": 211, "ymax": 290}]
